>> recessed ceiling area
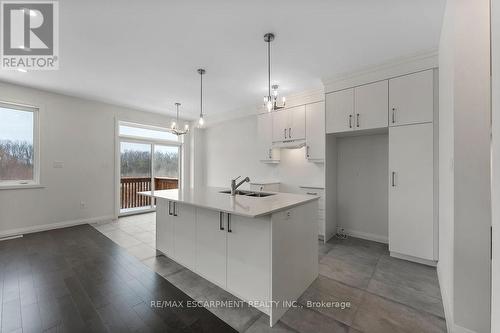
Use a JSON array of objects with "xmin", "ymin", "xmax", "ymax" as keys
[{"xmin": 0, "ymin": 0, "xmax": 446, "ymax": 120}]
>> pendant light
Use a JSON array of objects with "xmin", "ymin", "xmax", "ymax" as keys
[
  {"xmin": 170, "ymin": 102, "xmax": 189, "ymax": 136},
  {"xmin": 197, "ymin": 68, "xmax": 206, "ymax": 127},
  {"xmin": 263, "ymin": 32, "xmax": 285, "ymax": 112}
]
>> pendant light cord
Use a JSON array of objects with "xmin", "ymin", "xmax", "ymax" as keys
[
  {"xmin": 267, "ymin": 39, "xmax": 271, "ymax": 100},
  {"xmin": 200, "ymin": 72, "xmax": 203, "ymax": 117}
]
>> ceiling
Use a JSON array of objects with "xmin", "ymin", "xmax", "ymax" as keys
[{"xmin": 0, "ymin": 0, "xmax": 446, "ymax": 120}]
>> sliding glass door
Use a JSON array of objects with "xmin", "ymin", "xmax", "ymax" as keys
[{"xmin": 118, "ymin": 122, "xmax": 181, "ymax": 215}]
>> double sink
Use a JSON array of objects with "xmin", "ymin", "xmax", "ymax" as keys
[{"xmin": 219, "ymin": 190, "xmax": 275, "ymax": 197}]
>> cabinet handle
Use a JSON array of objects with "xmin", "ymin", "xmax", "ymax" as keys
[
  {"xmin": 168, "ymin": 201, "xmax": 172, "ymax": 216},
  {"xmin": 306, "ymin": 146, "xmax": 310, "ymax": 158},
  {"xmin": 391, "ymin": 108, "xmax": 396, "ymax": 124},
  {"xmin": 391, "ymin": 172, "xmax": 396, "ymax": 187},
  {"xmin": 289, "ymin": 127, "xmax": 292, "ymax": 138},
  {"xmin": 219, "ymin": 212, "xmax": 224, "ymax": 230},
  {"xmin": 173, "ymin": 202, "xmax": 178, "ymax": 216},
  {"xmin": 356, "ymin": 113, "xmax": 360, "ymax": 127},
  {"xmin": 227, "ymin": 213, "xmax": 232, "ymax": 233},
  {"xmin": 306, "ymin": 192, "xmax": 318, "ymax": 195},
  {"xmin": 284, "ymin": 128, "xmax": 287, "ymax": 139},
  {"xmin": 268, "ymin": 148, "xmax": 272, "ymax": 159},
  {"xmin": 349, "ymin": 114, "xmax": 352, "ymax": 128}
]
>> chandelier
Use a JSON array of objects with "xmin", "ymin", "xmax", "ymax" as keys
[
  {"xmin": 263, "ymin": 33, "xmax": 285, "ymax": 112},
  {"xmin": 170, "ymin": 102, "xmax": 189, "ymax": 136}
]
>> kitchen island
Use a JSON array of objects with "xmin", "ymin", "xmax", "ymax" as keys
[{"xmin": 139, "ymin": 187, "xmax": 319, "ymax": 326}]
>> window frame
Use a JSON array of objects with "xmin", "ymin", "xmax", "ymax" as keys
[{"xmin": 0, "ymin": 101, "xmax": 40, "ymax": 188}]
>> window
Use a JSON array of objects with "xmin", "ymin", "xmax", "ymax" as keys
[
  {"xmin": 0, "ymin": 102, "xmax": 39, "ymax": 186},
  {"xmin": 119, "ymin": 123, "xmax": 179, "ymax": 142}
]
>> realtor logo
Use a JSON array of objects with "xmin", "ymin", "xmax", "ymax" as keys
[{"xmin": 1, "ymin": 1, "xmax": 59, "ymax": 70}]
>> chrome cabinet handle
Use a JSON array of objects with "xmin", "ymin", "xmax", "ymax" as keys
[
  {"xmin": 391, "ymin": 172, "xmax": 396, "ymax": 187},
  {"xmin": 219, "ymin": 212, "xmax": 224, "ymax": 230},
  {"xmin": 227, "ymin": 213, "xmax": 232, "ymax": 233},
  {"xmin": 284, "ymin": 128, "xmax": 287, "ymax": 139},
  {"xmin": 168, "ymin": 201, "xmax": 172, "ymax": 215},
  {"xmin": 173, "ymin": 202, "xmax": 178, "ymax": 216},
  {"xmin": 356, "ymin": 113, "xmax": 360, "ymax": 127},
  {"xmin": 306, "ymin": 146, "xmax": 310, "ymax": 158},
  {"xmin": 391, "ymin": 108, "xmax": 396, "ymax": 124},
  {"xmin": 349, "ymin": 114, "xmax": 352, "ymax": 128},
  {"xmin": 306, "ymin": 192, "xmax": 317, "ymax": 195},
  {"xmin": 289, "ymin": 127, "xmax": 291, "ymax": 138}
]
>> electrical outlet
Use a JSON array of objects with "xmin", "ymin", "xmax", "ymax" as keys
[{"xmin": 80, "ymin": 201, "xmax": 87, "ymax": 209}]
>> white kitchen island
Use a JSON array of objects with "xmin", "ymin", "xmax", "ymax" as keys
[{"xmin": 139, "ymin": 187, "xmax": 319, "ymax": 326}]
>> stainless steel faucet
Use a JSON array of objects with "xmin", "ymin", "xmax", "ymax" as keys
[{"xmin": 231, "ymin": 176, "xmax": 250, "ymax": 196}]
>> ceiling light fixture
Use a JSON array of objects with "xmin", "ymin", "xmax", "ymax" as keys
[
  {"xmin": 263, "ymin": 33, "xmax": 285, "ymax": 112},
  {"xmin": 170, "ymin": 102, "xmax": 189, "ymax": 136},
  {"xmin": 197, "ymin": 68, "xmax": 206, "ymax": 127}
]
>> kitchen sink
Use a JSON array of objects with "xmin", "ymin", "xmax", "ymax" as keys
[{"xmin": 219, "ymin": 190, "xmax": 275, "ymax": 197}]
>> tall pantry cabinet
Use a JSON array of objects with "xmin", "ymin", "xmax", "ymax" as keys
[{"xmin": 326, "ymin": 69, "xmax": 438, "ymax": 264}]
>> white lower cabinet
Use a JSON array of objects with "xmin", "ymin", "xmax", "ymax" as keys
[
  {"xmin": 226, "ymin": 214, "xmax": 270, "ymax": 304},
  {"xmin": 172, "ymin": 202, "xmax": 196, "ymax": 269},
  {"xmin": 388, "ymin": 123, "xmax": 435, "ymax": 260},
  {"xmin": 156, "ymin": 200, "xmax": 174, "ymax": 256},
  {"xmin": 195, "ymin": 209, "xmax": 227, "ymax": 287}
]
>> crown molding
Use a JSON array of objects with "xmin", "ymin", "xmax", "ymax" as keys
[{"xmin": 322, "ymin": 49, "xmax": 439, "ymax": 93}]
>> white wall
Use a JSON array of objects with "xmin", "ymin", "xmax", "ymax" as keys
[
  {"xmin": 200, "ymin": 114, "xmax": 324, "ymax": 193},
  {"xmin": 438, "ymin": 0, "xmax": 491, "ymax": 331},
  {"xmin": 336, "ymin": 134, "xmax": 388, "ymax": 243},
  {"xmin": 0, "ymin": 81, "xmax": 187, "ymax": 237},
  {"xmin": 437, "ymin": 0, "xmax": 455, "ymax": 329}
]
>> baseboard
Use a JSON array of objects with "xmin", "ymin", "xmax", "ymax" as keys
[
  {"xmin": 390, "ymin": 251, "xmax": 437, "ymax": 267},
  {"xmin": 344, "ymin": 229, "xmax": 388, "ymax": 244},
  {"xmin": 437, "ymin": 265, "xmax": 454, "ymax": 333},
  {"xmin": 453, "ymin": 324, "xmax": 477, "ymax": 333},
  {"xmin": 0, "ymin": 215, "xmax": 115, "ymax": 239}
]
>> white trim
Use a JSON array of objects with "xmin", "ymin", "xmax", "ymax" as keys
[
  {"xmin": 438, "ymin": 265, "xmax": 454, "ymax": 333},
  {"xmin": 0, "ymin": 184, "xmax": 45, "ymax": 190},
  {"xmin": 344, "ymin": 228, "xmax": 388, "ymax": 244},
  {"xmin": 390, "ymin": 252, "xmax": 437, "ymax": 267},
  {"xmin": 0, "ymin": 215, "xmax": 115, "ymax": 239},
  {"xmin": 453, "ymin": 325, "xmax": 477, "ymax": 333},
  {"xmin": 322, "ymin": 50, "xmax": 438, "ymax": 93},
  {"xmin": 0, "ymin": 100, "xmax": 41, "ymax": 187}
]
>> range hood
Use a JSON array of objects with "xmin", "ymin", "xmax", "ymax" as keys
[{"xmin": 272, "ymin": 139, "xmax": 306, "ymax": 149}]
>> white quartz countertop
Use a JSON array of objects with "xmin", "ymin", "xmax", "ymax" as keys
[{"xmin": 139, "ymin": 187, "xmax": 319, "ymax": 218}]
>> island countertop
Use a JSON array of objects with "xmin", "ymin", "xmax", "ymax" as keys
[{"xmin": 139, "ymin": 187, "xmax": 319, "ymax": 218}]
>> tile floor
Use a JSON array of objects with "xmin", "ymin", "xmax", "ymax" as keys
[{"xmin": 93, "ymin": 212, "xmax": 447, "ymax": 333}]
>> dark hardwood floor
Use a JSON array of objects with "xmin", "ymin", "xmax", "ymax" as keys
[{"xmin": 0, "ymin": 224, "xmax": 237, "ymax": 333}]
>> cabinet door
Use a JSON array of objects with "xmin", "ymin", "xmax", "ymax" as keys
[
  {"xmin": 226, "ymin": 214, "xmax": 270, "ymax": 303},
  {"xmin": 326, "ymin": 88, "xmax": 354, "ymax": 133},
  {"xmin": 195, "ymin": 209, "xmax": 227, "ymax": 287},
  {"xmin": 156, "ymin": 200, "xmax": 174, "ymax": 256},
  {"xmin": 172, "ymin": 202, "xmax": 196, "ymax": 269},
  {"xmin": 389, "ymin": 70, "xmax": 434, "ymax": 126},
  {"xmin": 305, "ymin": 102, "xmax": 325, "ymax": 160},
  {"xmin": 389, "ymin": 123, "xmax": 434, "ymax": 260},
  {"xmin": 272, "ymin": 110, "xmax": 288, "ymax": 142},
  {"xmin": 288, "ymin": 105, "xmax": 306, "ymax": 140},
  {"xmin": 354, "ymin": 80, "xmax": 388, "ymax": 130},
  {"xmin": 257, "ymin": 113, "xmax": 279, "ymax": 161}
]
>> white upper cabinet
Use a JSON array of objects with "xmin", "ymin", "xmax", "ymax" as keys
[
  {"xmin": 305, "ymin": 101, "xmax": 325, "ymax": 161},
  {"xmin": 257, "ymin": 113, "xmax": 280, "ymax": 162},
  {"xmin": 272, "ymin": 105, "xmax": 306, "ymax": 142},
  {"xmin": 389, "ymin": 70, "xmax": 434, "ymax": 126},
  {"xmin": 326, "ymin": 88, "xmax": 354, "ymax": 134},
  {"xmin": 355, "ymin": 80, "xmax": 388, "ymax": 130}
]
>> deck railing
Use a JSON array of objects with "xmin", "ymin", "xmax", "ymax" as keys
[{"xmin": 120, "ymin": 177, "xmax": 178, "ymax": 209}]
